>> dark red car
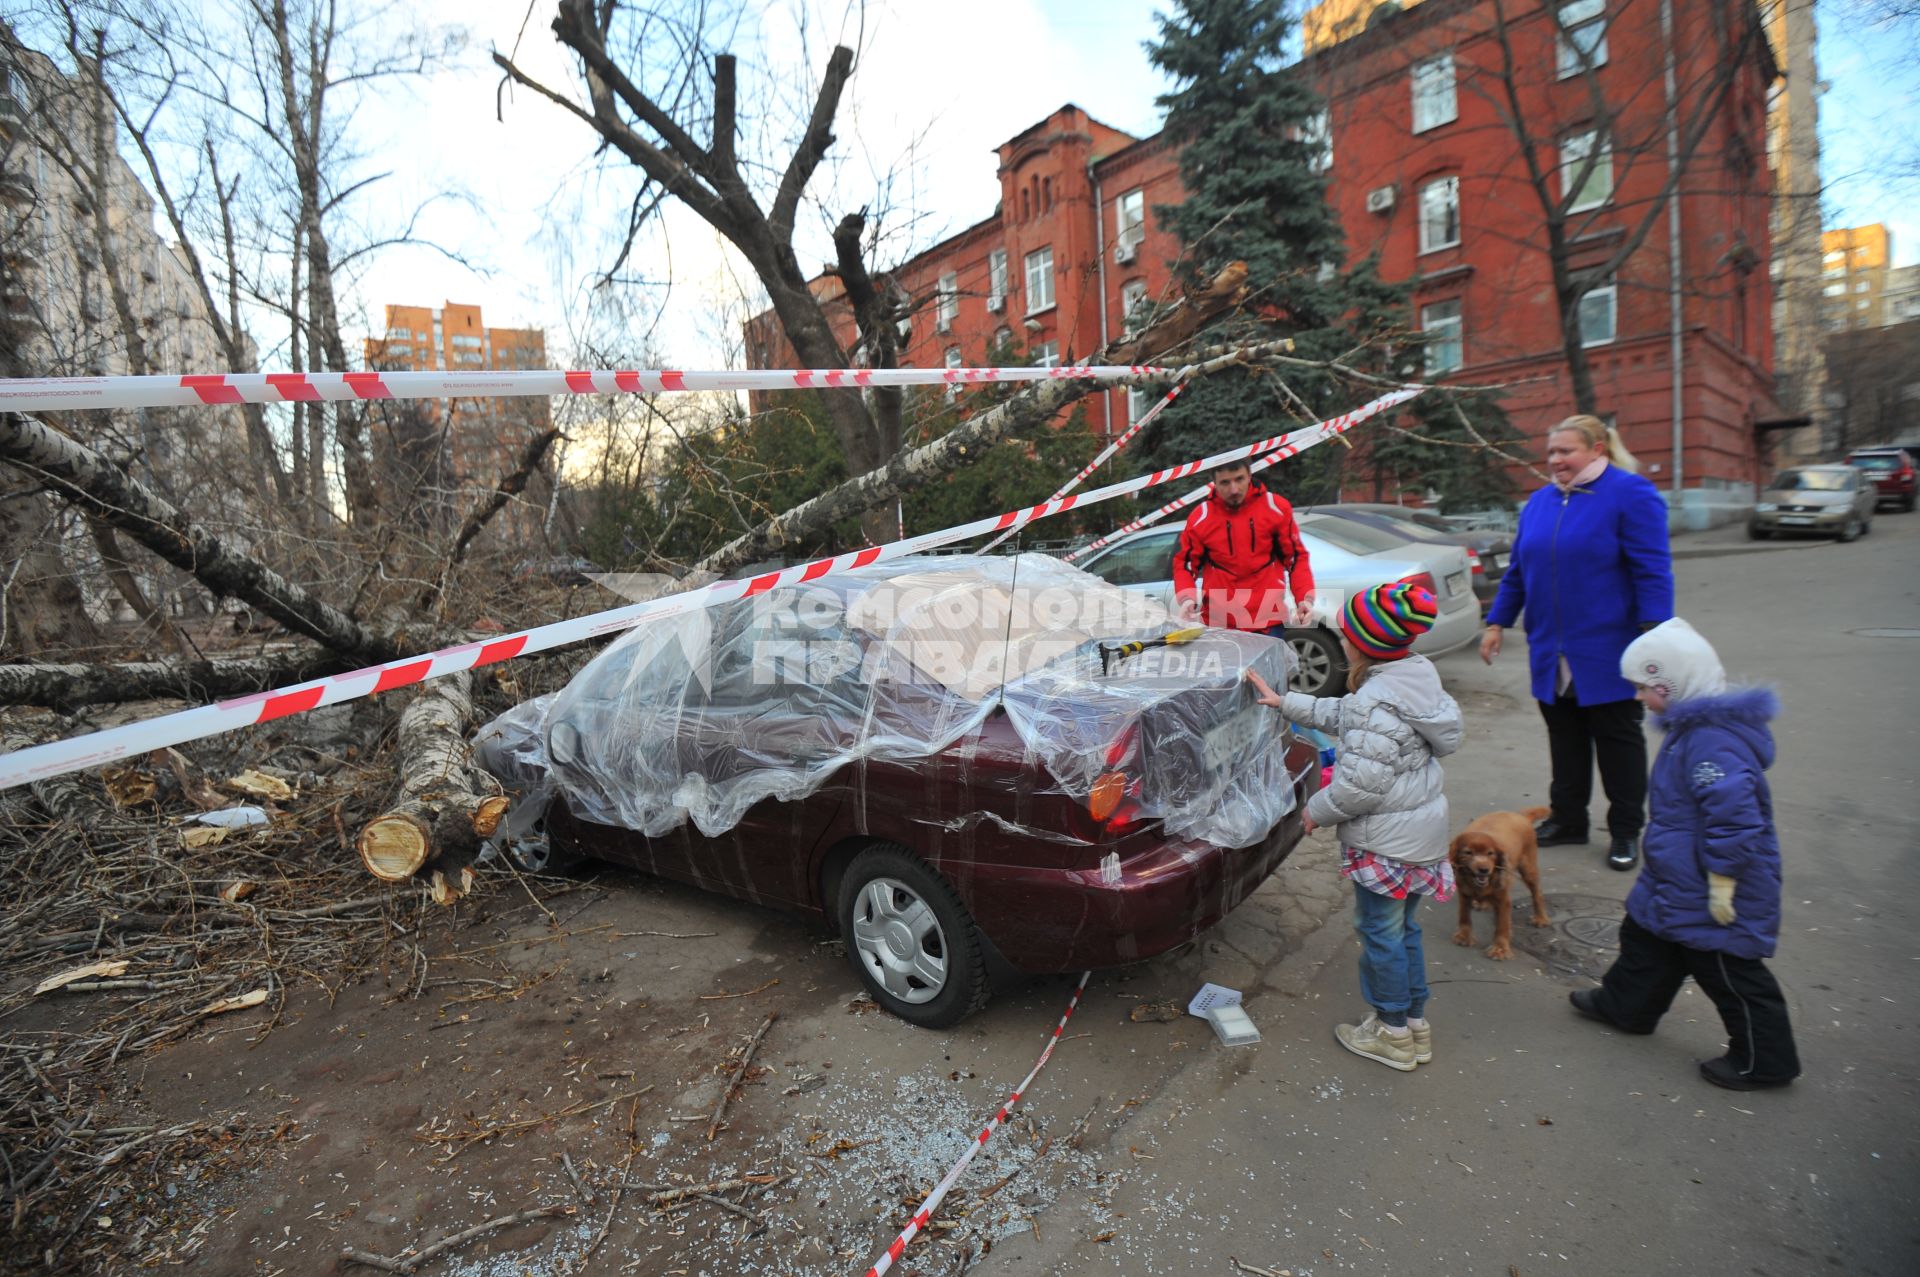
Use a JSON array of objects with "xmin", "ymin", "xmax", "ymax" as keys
[
  {"xmin": 479, "ymin": 559, "xmax": 1316, "ymax": 1027},
  {"xmin": 1847, "ymin": 448, "xmax": 1918, "ymax": 512}
]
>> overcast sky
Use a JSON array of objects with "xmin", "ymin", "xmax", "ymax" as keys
[{"xmin": 346, "ymin": 0, "xmax": 1917, "ymax": 369}]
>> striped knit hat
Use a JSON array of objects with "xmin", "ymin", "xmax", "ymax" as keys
[{"xmin": 1340, "ymin": 581, "xmax": 1438, "ymax": 661}]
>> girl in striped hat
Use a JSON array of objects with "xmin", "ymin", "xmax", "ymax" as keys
[{"xmin": 1247, "ymin": 581, "xmax": 1463, "ymax": 1071}]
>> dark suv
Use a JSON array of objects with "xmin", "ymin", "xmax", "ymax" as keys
[{"xmin": 1847, "ymin": 448, "xmax": 1918, "ymax": 512}]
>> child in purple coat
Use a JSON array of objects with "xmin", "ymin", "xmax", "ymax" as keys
[{"xmin": 1569, "ymin": 618, "xmax": 1801, "ymax": 1090}]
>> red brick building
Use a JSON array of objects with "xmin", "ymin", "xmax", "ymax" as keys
[{"xmin": 747, "ymin": 0, "xmax": 1784, "ymax": 504}]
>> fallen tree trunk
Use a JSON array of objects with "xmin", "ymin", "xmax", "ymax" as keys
[
  {"xmin": 0, "ymin": 645, "xmax": 349, "ymax": 710},
  {"xmin": 1, "ymin": 730, "xmax": 121, "ymax": 828},
  {"xmin": 0, "ymin": 411, "xmax": 397, "ymax": 661},
  {"xmin": 356, "ymin": 671, "xmax": 506, "ymax": 901}
]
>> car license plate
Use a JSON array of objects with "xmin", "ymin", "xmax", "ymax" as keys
[
  {"xmin": 1446, "ymin": 571, "xmax": 1468, "ymax": 596},
  {"xmin": 1779, "ymin": 515, "xmax": 1813, "ymax": 525},
  {"xmin": 1203, "ymin": 712, "xmax": 1261, "ymax": 773}
]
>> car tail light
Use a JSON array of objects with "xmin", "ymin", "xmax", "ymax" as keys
[
  {"xmin": 1089, "ymin": 771, "xmax": 1128, "ymax": 822},
  {"xmin": 1102, "ymin": 799, "xmax": 1152, "ymax": 835},
  {"xmin": 1104, "ymin": 723, "xmax": 1140, "ymax": 769},
  {"xmin": 1467, "ymin": 550, "xmax": 1484, "ymax": 576},
  {"xmin": 1397, "ymin": 571, "xmax": 1438, "ymax": 598}
]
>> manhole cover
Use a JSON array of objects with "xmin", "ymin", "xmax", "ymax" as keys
[
  {"xmin": 1850, "ymin": 627, "xmax": 1920, "ymax": 639},
  {"xmin": 1504, "ymin": 892, "xmax": 1626, "ymax": 980}
]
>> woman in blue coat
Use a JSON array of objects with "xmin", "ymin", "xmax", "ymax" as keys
[
  {"xmin": 1569, "ymin": 619, "xmax": 1800, "ymax": 1091},
  {"xmin": 1480, "ymin": 415, "xmax": 1675, "ymax": 870}
]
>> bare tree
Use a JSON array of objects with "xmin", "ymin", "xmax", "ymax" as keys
[{"xmin": 494, "ymin": 1, "xmax": 915, "ymax": 543}]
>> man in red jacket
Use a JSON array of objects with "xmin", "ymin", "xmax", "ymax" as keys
[{"xmin": 1172, "ymin": 461, "xmax": 1315, "ymax": 631}]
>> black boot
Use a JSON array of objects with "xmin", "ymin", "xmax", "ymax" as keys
[
  {"xmin": 1700, "ymin": 1057, "xmax": 1796, "ymax": 1091},
  {"xmin": 1534, "ymin": 816, "xmax": 1589, "ymax": 847},
  {"xmin": 1607, "ymin": 835, "xmax": 1641, "ymax": 871}
]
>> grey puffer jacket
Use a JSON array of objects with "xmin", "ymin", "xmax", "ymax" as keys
[{"xmin": 1280, "ymin": 655, "xmax": 1463, "ymax": 865}]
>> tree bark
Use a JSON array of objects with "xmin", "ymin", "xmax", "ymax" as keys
[
  {"xmin": 0, "ymin": 644, "xmax": 347, "ymax": 710},
  {"xmin": 357, "ymin": 671, "xmax": 506, "ymax": 901},
  {"xmin": 0, "ymin": 412, "xmax": 396, "ymax": 661}
]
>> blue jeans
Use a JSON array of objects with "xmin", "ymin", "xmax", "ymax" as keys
[{"xmin": 1353, "ymin": 885, "xmax": 1430, "ymax": 1027}]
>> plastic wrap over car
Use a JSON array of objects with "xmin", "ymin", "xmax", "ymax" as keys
[{"xmin": 474, "ymin": 554, "xmax": 1300, "ymax": 851}]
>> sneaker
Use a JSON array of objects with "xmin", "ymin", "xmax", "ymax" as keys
[
  {"xmin": 1409, "ymin": 1019, "xmax": 1433, "ymax": 1064},
  {"xmin": 1699, "ymin": 1057, "xmax": 1797, "ymax": 1091},
  {"xmin": 1334, "ymin": 1015, "xmax": 1417, "ymax": 1072},
  {"xmin": 1607, "ymin": 836, "xmax": 1641, "ymax": 871},
  {"xmin": 1534, "ymin": 816, "xmax": 1590, "ymax": 847}
]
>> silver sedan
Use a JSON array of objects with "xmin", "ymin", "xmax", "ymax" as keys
[
  {"xmin": 1748, "ymin": 465, "xmax": 1876, "ymax": 542},
  {"xmin": 1076, "ymin": 516, "xmax": 1482, "ymax": 696}
]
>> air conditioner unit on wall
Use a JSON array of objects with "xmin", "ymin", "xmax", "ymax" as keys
[
  {"xmin": 1365, "ymin": 185, "xmax": 1396, "ymax": 214},
  {"xmin": 1114, "ymin": 240, "xmax": 1137, "ymax": 265},
  {"xmin": 986, "ymin": 294, "xmax": 1005, "ymax": 313}
]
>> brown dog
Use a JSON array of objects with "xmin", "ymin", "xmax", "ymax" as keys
[{"xmin": 1449, "ymin": 807, "xmax": 1552, "ymax": 960}]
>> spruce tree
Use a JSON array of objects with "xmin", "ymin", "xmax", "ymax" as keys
[{"xmin": 1138, "ymin": 0, "xmax": 1519, "ymax": 512}]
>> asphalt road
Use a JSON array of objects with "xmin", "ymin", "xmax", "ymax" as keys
[{"xmin": 971, "ymin": 511, "xmax": 1920, "ymax": 1276}]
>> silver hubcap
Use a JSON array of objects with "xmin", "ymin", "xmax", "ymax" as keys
[
  {"xmin": 1289, "ymin": 638, "xmax": 1333, "ymax": 692},
  {"xmin": 850, "ymin": 877, "xmax": 948, "ymax": 1005}
]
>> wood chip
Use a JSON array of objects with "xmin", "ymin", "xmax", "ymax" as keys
[
  {"xmin": 226, "ymin": 768, "xmax": 293, "ymax": 800},
  {"xmin": 198, "ymin": 988, "xmax": 269, "ymax": 1017},
  {"xmin": 220, "ymin": 880, "xmax": 256, "ymax": 903},
  {"xmin": 35, "ymin": 960, "xmax": 131, "ymax": 995},
  {"xmin": 181, "ymin": 826, "xmax": 229, "ymax": 849}
]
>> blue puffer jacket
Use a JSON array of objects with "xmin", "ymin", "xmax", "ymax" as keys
[
  {"xmin": 1485, "ymin": 465, "xmax": 1675, "ymax": 705},
  {"xmin": 1625, "ymin": 687, "xmax": 1782, "ymax": 959}
]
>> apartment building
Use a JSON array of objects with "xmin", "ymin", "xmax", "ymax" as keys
[
  {"xmin": 746, "ymin": 0, "xmax": 1786, "ymax": 496},
  {"xmin": 1820, "ymin": 224, "xmax": 1892, "ymax": 331},
  {"xmin": 363, "ymin": 302, "xmax": 551, "ymax": 538}
]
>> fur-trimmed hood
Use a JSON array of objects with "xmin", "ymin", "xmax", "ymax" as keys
[{"xmin": 1653, "ymin": 685, "xmax": 1778, "ymax": 769}]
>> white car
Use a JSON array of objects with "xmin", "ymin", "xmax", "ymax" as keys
[{"xmin": 1076, "ymin": 514, "xmax": 1483, "ymax": 695}]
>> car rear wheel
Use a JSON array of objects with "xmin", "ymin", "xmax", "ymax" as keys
[
  {"xmin": 1839, "ymin": 515, "xmax": 1862, "ymax": 543},
  {"xmin": 837, "ymin": 844, "xmax": 990, "ymax": 1028},
  {"xmin": 499, "ymin": 811, "xmax": 587, "ymax": 875},
  {"xmin": 1286, "ymin": 627, "xmax": 1347, "ymax": 697},
  {"xmin": 1746, "ymin": 523, "xmax": 1769, "ymax": 541}
]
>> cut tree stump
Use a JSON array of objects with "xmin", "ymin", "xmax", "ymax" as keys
[{"xmin": 356, "ymin": 671, "xmax": 506, "ymax": 900}]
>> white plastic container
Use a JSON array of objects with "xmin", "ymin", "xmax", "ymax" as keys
[
  {"xmin": 1187, "ymin": 982, "xmax": 1243, "ymax": 1018},
  {"xmin": 1204, "ymin": 1002, "xmax": 1261, "ymax": 1047}
]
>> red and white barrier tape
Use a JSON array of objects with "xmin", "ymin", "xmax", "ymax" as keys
[
  {"xmin": 1064, "ymin": 385, "xmax": 1425, "ymax": 562},
  {"xmin": 0, "ymin": 364, "xmax": 1171, "ymax": 414},
  {"xmin": 977, "ymin": 372, "xmax": 1189, "ymax": 554},
  {"xmin": 0, "ymin": 384, "xmax": 1421, "ymax": 791},
  {"xmin": 861, "ymin": 972, "xmax": 1090, "ymax": 1277}
]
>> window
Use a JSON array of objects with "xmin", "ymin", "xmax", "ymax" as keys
[
  {"xmin": 1086, "ymin": 531, "xmax": 1179, "ymax": 587},
  {"xmin": 1302, "ymin": 107, "xmax": 1332, "ymax": 174},
  {"xmin": 944, "ymin": 345, "xmax": 963, "ymax": 399},
  {"xmin": 1035, "ymin": 340, "xmax": 1061, "ymax": 368},
  {"xmin": 1557, "ymin": 0, "xmax": 1609, "ymax": 79},
  {"xmin": 936, "ymin": 272, "xmax": 958, "ymax": 332},
  {"xmin": 1042, "ymin": 177, "xmax": 1052, "ymax": 211},
  {"xmin": 1024, "ymin": 246, "xmax": 1055, "ymax": 314},
  {"xmin": 1855, "ymin": 280, "xmax": 1870, "ymax": 294},
  {"xmin": 1120, "ymin": 278, "xmax": 1149, "ymax": 336},
  {"xmin": 1560, "ymin": 130, "xmax": 1612, "ymax": 212},
  {"xmin": 1823, "ymin": 281, "xmax": 1846, "ymax": 297},
  {"xmin": 1128, "ymin": 386, "xmax": 1151, "ymax": 425},
  {"xmin": 987, "ymin": 249, "xmax": 1009, "ymax": 310},
  {"xmin": 1578, "ymin": 279, "xmax": 1617, "ymax": 346},
  {"xmin": 1116, "ymin": 189, "xmax": 1146, "ymax": 252},
  {"xmin": 1420, "ymin": 299, "xmax": 1463, "ymax": 374},
  {"xmin": 1411, "ymin": 53, "xmax": 1456, "ymax": 133},
  {"xmin": 1418, "ymin": 177, "xmax": 1460, "ymax": 253},
  {"xmin": 992, "ymin": 325, "xmax": 1014, "ymax": 353}
]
